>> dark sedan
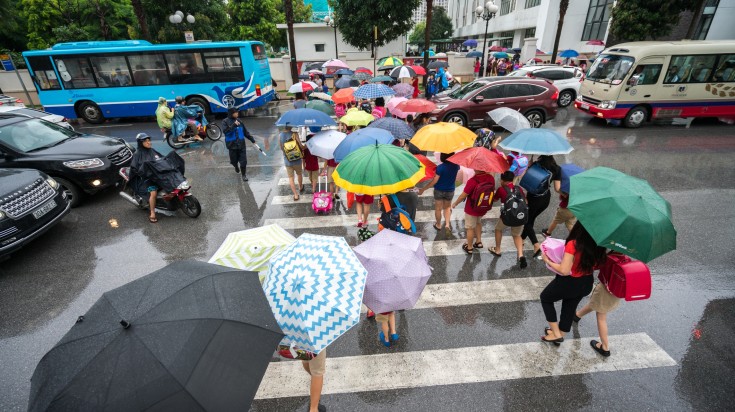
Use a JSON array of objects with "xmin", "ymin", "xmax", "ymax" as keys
[{"xmin": 0, "ymin": 115, "xmax": 133, "ymax": 206}]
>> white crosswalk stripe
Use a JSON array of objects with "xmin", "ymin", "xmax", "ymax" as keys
[
  {"xmin": 255, "ymin": 332, "xmax": 676, "ymax": 399},
  {"xmin": 271, "ymin": 190, "xmax": 434, "ymax": 205},
  {"xmin": 264, "ymin": 209, "xmax": 500, "ymax": 230}
]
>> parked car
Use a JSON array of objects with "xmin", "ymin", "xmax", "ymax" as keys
[
  {"xmin": 0, "ymin": 94, "xmax": 25, "ymax": 107},
  {"xmin": 0, "ymin": 115, "xmax": 133, "ymax": 207},
  {"xmin": 430, "ymin": 77, "xmax": 559, "ymax": 128},
  {"xmin": 507, "ymin": 65, "xmax": 583, "ymax": 107},
  {"xmin": 0, "ymin": 168, "xmax": 70, "ymax": 257},
  {"xmin": 0, "ymin": 106, "xmax": 74, "ymax": 130}
]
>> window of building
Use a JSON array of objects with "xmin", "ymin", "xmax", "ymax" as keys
[
  {"xmin": 54, "ymin": 57, "xmax": 98, "ymax": 89},
  {"xmin": 524, "ymin": 27, "xmax": 536, "ymax": 38},
  {"xmin": 127, "ymin": 54, "xmax": 169, "ymax": 86},
  {"xmin": 499, "ymin": 31, "xmax": 514, "ymax": 48},
  {"xmin": 315, "ymin": 44, "xmax": 325, "ymax": 52},
  {"xmin": 525, "ymin": 0, "xmax": 541, "ymax": 8},
  {"xmin": 26, "ymin": 56, "xmax": 61, "ymax": 90},
  {"xmin": 581, "ymin": 0, "xmax": 614, "ymax": 41},
  {"xmin": 694, "ymin": 0, "xmax": 719, "ymax": 40},
  {"xmin": 500, "ymin": 0, "xmax": 516, "ymax": 15}
]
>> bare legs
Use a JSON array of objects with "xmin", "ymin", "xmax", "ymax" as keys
[
  {"xmin": 149, "ymin": 190, "xmax": 157, "ymax": 221},
  {"xmin": 301, "ymin": 362, "xmax": 323, "ymax": 412}
]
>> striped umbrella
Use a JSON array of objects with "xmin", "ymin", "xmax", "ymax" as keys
[
  {"xmin": 390, "ymin": 66, "xmax": 417, "ymax": 79},
  {"xmin": 209, "ymin": 224, "xmax": 296, "ymax": 273},
  {"xmin": 409, "ymin": 65, "xmax": 427, "ymax": 75},
  {"xmin": 354, "ymin": 83, "xmax": 396, "ymax": 99},
  {"xmin": 333, "ymin": 144, "xmax": 425, "ymax": 195},
  {"xmin": 392, "ymin": 83, "xmax": 414, "ymax": 97},
  {"xmin": 377, "ymin": 56, "xmax": 403, "ymax": 70},
  {"xmin": 288, "ymin": 81, "xmax": 318, "ymax": 94},
  {"xmin": 367, "ymin": 117, "xmax": 415, "ymax": 139}
]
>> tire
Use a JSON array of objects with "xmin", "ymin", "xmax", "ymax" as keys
[
  {"xmin": 181, "ymin": 195, "xmax": 202, "ymax": 218},
  {"xmin": 557, "ymin": 90, "xmax": 574, "ymax": 107},
  {"xmin": 166, "ymin": 134, "xmax": 187, "ymax": 150},
  {"xmin": 206, "ymin": 123, "xmax": 223, "ymax": 141},
  {"xmin": 525, "ymin": 110, "xmax": 544, "ymax": 128},
  {"xmin": 443, "ymin": 112, "xmax": 467, "ymax": 126},
  {"xmin": 77, "ymin": 101, "xmax": 104, "ymax": 124},
  {"xmin": 623, "ymin": 106, "xmax": 648, "ymax": 128},
  {"xmin": 186, "ymin": 96, "xmax": 210, "ymax": 116},
  {"xmin": 54, "ymin": 177, "xmax": 83, "ymax": 208}
]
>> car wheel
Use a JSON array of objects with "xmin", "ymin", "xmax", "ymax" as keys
[
  {"xmin": 557, "ymin": 90, "xmax": 574, "ymax": 107},
  {"xmin": 186, "ymin": 96, "xmax": 210, "ymax": 116},
  {"xmin": 623, "ymin": 106, "xmax": 648, "ymax": 128},
  {"xmin": 443, "ymin": 112, "xmax": 467, "ymax": 126},
  {"xmin": 54, "ymin": 177, "xmax": 83, "ymax": 207},
  {"xmin": 525, "ymin": 110, "xmax": 544, "ymax": 128},
  {"xmin": 77, "ymin": 101, "xmax": 104, "ymax": 124}
]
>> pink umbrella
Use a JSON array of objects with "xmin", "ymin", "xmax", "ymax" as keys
[
  {"xmin": 392, "ymin": 83, "xmax": 414, "ymax": 97},
  {"xmin": 489, "ymin": 45, "xmax": 503, "ymax": 52},
  {"xmin": 586, "ymin": 40, "xmax": 605, "ymax": 46},
  {"xmin": 322, "ymin": 59, "xmax": 349, "ymax": 69},
  {"xmin": 386, "ymin": 97, "xmax": 410, "ymax": 118}
]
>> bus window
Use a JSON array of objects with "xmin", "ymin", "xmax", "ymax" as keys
[
  {"xmin": 631, "ymin": 64, "xmax": 662, "ymax": 85},
  {"xmin": 54, "ymin": 57, "xmax": 97, "ymax": 89},
  {"xmin": 90, "ymin": 56, "xmax": 132, "ymax": 87},
  {"xmin": 25, "ymin": 56, "xmax": 61, "ymax": 90},
  {"xmin": 203, "ymin": 50, "xmax": 244, "ymax": 82},
  {"xmin": 251, "ymin": 44, "xmax": 267, "ymax": 60},
  {"xmin": 713, "ymin": 55, "xmax": 735, "ymax": 82},
  {"xmin": 667, "ymin": 55, "xmax": 717, "ymax": 83},
  {"xmin": 165, "ymin": 52, "xmax": 204, "ymax": 84},
  {"xmin": 587, "ymin": 55, "xmax": 634, "ymax": 85},
  {"xmin": 128, "ymin": 54, "xmax": 169, "ymax": 85}
]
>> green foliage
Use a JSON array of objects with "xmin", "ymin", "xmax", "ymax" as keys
[
  {"xmin": 140, "ymin": 0, "xmax": 229, "ymax": 44},
  {"xmin": 273, "ymin": 0, "xmax": 313, "ymax": 51},
  {"xmin": 228, "ymin": 0, "xmax": 282, "ymax": 46},
  {"xmin": 330, "ymin": 0, "xmax": 421, "ymax": 50},
  {"xmin": 0, "ymin": 0, "xmax": 27, "ymax": 51},
  {"xmin": 52, "ymin": 24, "xmax": 91, "ymax": 43},
  {"xmin": 408, "ymin": 7, "xmax": 453, "ymax": 43},
  {"xmin": 610, "ymin": 0, "xmax": 697, "ymax": 41},
  {"xmin": 409, "ymin": 22, "xmax": 426, "ymax": 45}
]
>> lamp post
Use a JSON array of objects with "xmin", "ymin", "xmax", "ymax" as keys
[
  {"xmin": 475, "ymin": 1, "xmax": 499, "ymax": 76},
  {"xmin": 324, "ymin": 15, "xmax": 338, "ymax": 59},
  {"xmin": 169, "ymin": 10, "xmax": 196, "ymax": 41}
]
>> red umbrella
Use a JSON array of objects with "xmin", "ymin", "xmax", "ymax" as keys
[
  {"xmin": 447, "ymin": 147, "xmax": 508, "ymax": 174},
  {"xmin": 414, "ymin": 154, "xmax": 436, "ymax": 182},
  {"xmin": 395, "ymin": 99, "xmax": 436, "ymax": 114},
  {"xmin": 532, "ymin": 58, "xmax": 543, "ymax": 63},
  {"xmin": 586, "ymin": 40, "xmax": 605, "ymax": 46},
  {"xmin": 355, "ymin": 67, "xmax": 373, "ymax": 75},
  {"xmin": 489, "ymin": 45, "xmax": 503, "ymax": 52},
  {"xmin": 333, "ymin": 88, "xmax": 355, "ymax": 104},
  {"xmin": 409, "ymin": 65, "xmax": 426, "ymax": 76}
]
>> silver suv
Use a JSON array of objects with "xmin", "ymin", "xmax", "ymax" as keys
[{"xmin": 508, "ymin": 65, "xmax": 583, "ymax": 107}]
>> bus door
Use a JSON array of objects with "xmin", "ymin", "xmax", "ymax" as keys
[{"xmin": 624, "ymin": 56, "xmax": 664, "ymax": 115}]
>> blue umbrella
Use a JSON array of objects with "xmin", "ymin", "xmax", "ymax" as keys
[
  {"xmin": 354, "ymin": 83, "xmax": 396, "ymax": 99},
  {"xmin": 369, "ymin": 75, "xmax": 394, "ymax": 83},
  {"xmin": 335, "ymin": 76, "xmax": 359, "ymax": 89},
  {"xmin": 493, "ymin": 52, "xmax": 510, "ymax": 59},
  {"xmin": 367, "ymin": 117, "xmax": 415, "ymax": 139},
  {"xmin": 498, "ymin": 128, "xmax": 574, "ymax": 155},
  {"xmin": 510, "ymin": 47, "xmax": 522, "ymax": 53},
  {"xmin": 275, "ymin": 108, "xmax": 337, "ymax": 128},
  {"xmin": 463, "ymin": 39, "xmax": 478, "ymax": 47},
  {"xmin": 334, "ymin": 69, "xmax": 354, "ymax": 75},
  {"xmin": 333, "ymin": 128, "xmax": 395, "ymax": 162},
  {"xmin": 466, "ymin": 51, "xmax": 483, "ymax": 58},
  {"xmin": 559, "ymin": 49, "xmax": 579, "ymax": 58},
  {"xmin": 560, "ymin": 163, "xmax": 585, "ymax": 193},
  {"xmin": 263, "ymin": 233, "xmax": 367, "ymax": 354}
]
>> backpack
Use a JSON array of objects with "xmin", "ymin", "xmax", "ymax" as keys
[
  {"xmin": 467, "ymin": 178, "xmax": 495, "ymax": 215},
  {"xmin": 473, "ymin": 129, "xmax": 495, "ymax": 149},
  {"xmin": 378, "ymin": 194, "xmax": 416, "ymax": 234},
  {"xmin": 500, "ymin": 186, "xmax": 529, "ymax": 226},
  {"xmin": 283, "ymin": 136, "xmax": 303, "ymax": 161},
  {"xmin": 358, "ymin": 227, "xmax": 376, "ymax": 241},
  {"xmin": 360, "ymin": 101, "xmax": 372, "ymax": 114},
  {"xmin": 519, "ymin": 163, "xmax": 551, "ymax": 196},
  {"xmin": 508, "ymin": 152, "xmax": 529, "ymax": 177}
]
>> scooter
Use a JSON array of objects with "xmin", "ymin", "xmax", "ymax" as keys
[
  {"xmin": 164, "ymin": 112, "xmax": 223, "ymax": 149},
  {"xmin": 118, "ymin": 167, "xmax": 202, "ymax": 218}
]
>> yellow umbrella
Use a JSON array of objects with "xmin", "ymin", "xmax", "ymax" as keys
[
  {"xmin": 340, "ymin": 109, "xmax": 375, "ymax": 127},
  {"xmin": 410, "ymin": 122, "xmax": 476, "ymax": 154}
]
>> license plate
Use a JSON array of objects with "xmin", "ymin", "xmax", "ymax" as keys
[
  {"xmin": 33, "ymin": 200, "xmax": 57, "ymax": 219},
  {"xmin": 580, "ymin": 103, "xmax": 590, "ymax": 110}
]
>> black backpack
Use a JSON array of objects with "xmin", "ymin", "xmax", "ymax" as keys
[{"xmin": 500, "ymin": 186, "xmax": 529, "ymax": 227}]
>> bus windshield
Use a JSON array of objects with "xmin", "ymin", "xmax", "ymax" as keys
[{"xmin": 587, "ymin": 54, "xmax": 635, "ymax": 85}]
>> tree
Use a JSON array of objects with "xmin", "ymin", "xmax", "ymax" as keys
[
  {"xmin": 409, "ymin": 22, "xmax": 426, "ymax": 45},
  {"xmin": 610, "ymin": 0, "xmax": 698, "ymax": 42},
  {"xmin": 330, "ymin": 0, "xmax": 421, "ymax": 50},
  {"xmin": 0, "ymin": 0, "xmax": 28, "ymax": 51},
  {"xmin": 130, "ymin": 0, "xmax": 150, "ymax": 41},
  {"xmin": 140, "ymin": 0, "xmax": 229, "ymax": 43},
  {"xmin": 408, "ymin": 7, "xmax": 453, "ymax": 44},
  {"xmin": 283, "ymin": 0, "xmax": 298, "ymax": 83},
  {"xmin": 273, "ymin": 0, "xmax": 313, "ymax": 51},
  {"xmin": 228, "ymin": 0, "xmax": 282, "ymax": 46},
  {"xmin": 549, "ymin": 0, "xmax": 568, "ymax": 64}
]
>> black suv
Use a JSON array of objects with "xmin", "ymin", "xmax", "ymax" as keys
[
  {"xmin": 0, "ymin": 115, "xmax": 133, "ymax": 206},
  {"xmin": 0, "ymin": 168, "xmax": 70, "ymax": 257}
]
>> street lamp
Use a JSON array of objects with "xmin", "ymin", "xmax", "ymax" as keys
[
  {"xmin": 324, "ymin": 15, "xmax": 338, "ymax": 59},
  {"xmin": 475, "ymin": 1, "xmax": 499, "ymax": 76},
  {"xmin": 169, "ymin": 10, "xmax": 195, "ymax": 24}
]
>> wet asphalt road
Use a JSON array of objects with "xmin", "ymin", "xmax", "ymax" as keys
[{"xmin": 1, "ymin": 104, "xmax": 734, "ymax": 411}]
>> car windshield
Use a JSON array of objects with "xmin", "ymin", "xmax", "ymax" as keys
[
  {"xmin": 587, "ymin": 54, "xmax": 635, "ymax": 85},
  {"xmin": 448, "ymin": 80, "xmax": 488, "ymax": 99},
  {"xmin": 507, "ymin": 69, "xmax": 531, "ymax": 77},
  {"xmin": 0, "ymin": 118, "xmax": 77, "ymax": 153}
]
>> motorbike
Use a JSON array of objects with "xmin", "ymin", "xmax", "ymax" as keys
[
  {"xmin": 164, "ymin": 105, "xmax": 222, "ymax": 149},
  {"xmin": 118, "ymin": 167, "xmax": 202, "ymax": 218}
]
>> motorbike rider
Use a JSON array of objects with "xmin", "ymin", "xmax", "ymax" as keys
[
  {"xmin": 222, "ymin": 107, "xmax": 256, "ymax": 181},
  {"xmin": 156, "ymin": 97, "xmax": 174, "ymax": 141},
  {"xmin": 173, "ymin": 96, "xmax": 203, "ymax": 142},
  {"xmin": 131, "ymin": 133, "xmax": 163, "ymax": 223}
]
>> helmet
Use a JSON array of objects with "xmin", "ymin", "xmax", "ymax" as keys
[
  {"xmin": 175, "ymin": 96, "xmax": 184, "ymax": 104},
  {"xmin": 136, "ymin": 133, "xmax": 151, "ymax": 141}
]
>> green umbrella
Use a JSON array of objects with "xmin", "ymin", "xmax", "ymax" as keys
[
  {"xmin": 333, "ymin": 144, "xmax": 425, "ymax": 195},
  {"xmin": 305, "ymin": 100, "xmax": 335, "ymax": 116},
  {"xmin": 568, "ymin": 167, "xmax": 676, "ymax": 262}
]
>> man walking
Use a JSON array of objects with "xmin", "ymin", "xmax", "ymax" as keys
[{"xmin": 222, "ymin": 107, "xmax": 256, "ymax": 181}]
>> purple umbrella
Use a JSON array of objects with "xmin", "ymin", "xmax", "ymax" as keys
[
  {"xmin": 353, "ymin": 230, "xmax": 432, "ymax": 313},
  {"xmin": 392, "ymin": 83, "xmax": 415, "ymax": 97}
]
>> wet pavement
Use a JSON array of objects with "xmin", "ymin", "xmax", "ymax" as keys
[{"xmin": 1, "ymin": 104, "xmax": 734, "ymax": 411}]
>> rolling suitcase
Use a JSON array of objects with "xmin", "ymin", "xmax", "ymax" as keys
[
  {"xmin": 598, "ymin": 253, "xmax": 652, "ymax": 301},
  {"xmin": 312, "ymin": 172, "xmax": 333, "ymax": 214}
]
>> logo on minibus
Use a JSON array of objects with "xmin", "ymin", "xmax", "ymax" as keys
[{"xmin": 222, "ymin": 95, "xmax": 235, "ymax": 107}]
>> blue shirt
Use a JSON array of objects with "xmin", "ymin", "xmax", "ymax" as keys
[
  {"xmin": 293, "ymin": 100, "xmax": 306, "ymax": 109},
  {"xmin": 434, "ymin": 162, "xmax": 460, "ymax": 192},
  {"xmin": 280, "ymin": 132, "xmax": 302, "ymax": 167}
]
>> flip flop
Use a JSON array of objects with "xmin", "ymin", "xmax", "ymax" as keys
[
  {"xmin": 433, "ymin": 223, "xmax": 442, "ymax": 231},
  {"xmin": 149, "ymin": 216, "xmax": 158, "ymax": 223},
  {"xmin": 473, "ymin": 242, "xmax": 483, "ymax": 249},
  {"xmin": 488, "ymin": 246, "xmax": 502, "ymax": 257}
]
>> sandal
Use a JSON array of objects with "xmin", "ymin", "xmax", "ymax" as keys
[
  {"xmin": 433, "ymin": 223, "xmax": 442, "ymax": 231},
  {"xmin": 148, "ymin": 216, "xmax": 158, "ymax": 223},
  {"xmin": 541, "ymin": 335, "xmax": 564, "ymax": 345},
  {"xmin": 473, "ymin": 242, "xmax": 484, "ymax": 249},
  {"xmin": 294, "ymin": 194, "xmax": 300, "ymax": 201},
  {"xmin": 488, "ymin": 246, "xmax": 502, "ymax": 257},
  {"xmin": 590, "ymin": 340, "xmax": 611, "ymax": 357},
  {"xmin": 461, "ymin": 244, "xmax": 473, "ymax": 255}
]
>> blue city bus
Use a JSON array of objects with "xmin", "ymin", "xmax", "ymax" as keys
[{"xmin": 22, "ymin": 40, "xmax": 274, "ymax": 123}]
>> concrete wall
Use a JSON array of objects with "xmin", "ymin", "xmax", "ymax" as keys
[
  {"xmin": 276, "ymin": 23, "xmax": 406, "ymax": 61},
  {"xmin": 0, "ymin": 69, "xmax": 38, "ymax": 106}
]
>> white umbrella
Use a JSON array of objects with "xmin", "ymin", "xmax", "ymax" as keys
[
  {"xmin": 309, "ymin": 92, "xmax": 333, "ymax": 102},
  {"xmin": 305, "ymin": 130, "xmax": 347, "ymax": 160},
  {"xmin": 288, "ymin": 81, "xmax": 318, "ymax": 94},
  {"xmin": 322, "ymin": 58, "xmax": 349, "ymax": 69},
  {"xmin": 487, "ymin": 107, "xmax": 531, "ymax": 133}
]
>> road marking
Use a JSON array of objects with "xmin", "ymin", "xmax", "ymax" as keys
[
  {"xmin": 423, "ymin": 238, "xmax": 531, "ymax": 257},
  {"xmin": 271, "ymin": 191, "xmax": 434, "ymax": 205},
  {"xmin": 255, "ymin": 332, "xmax": 676, "ymax": 399},
  {"xmin": 264, "ymin": 209, "xmax": 500, "ymax": 230},
  {"xmin": 78, "ymin": 123, "xmax": 134, "ymax": 129}
]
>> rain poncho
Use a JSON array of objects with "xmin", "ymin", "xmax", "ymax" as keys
[
  {"xmin": 437, "ymin": 67, "xmax": 449, "ymax": 89},
  {"xmin": 172, "ymin": 104, "xmax": 208, "ymax": 138},
  {"xmin": 155, "ymin": 99, "xmax": 174, "ymax": 129},
  {"xmin": 130, "ymin": 142, "xmax": 186, "ymax": 195}
]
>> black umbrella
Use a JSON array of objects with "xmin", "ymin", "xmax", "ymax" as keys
[
  {"xmin": 28, "ymin": 261, "xmax": 283, "ymax": 412},
  {"xmin": 428, "ymin": 61, "xmax": 449, "ymax": 69}
]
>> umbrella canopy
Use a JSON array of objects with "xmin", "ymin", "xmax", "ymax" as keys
[
  {"xmin": 209, "ymin": 224, "xmax": 296, "ymax": 272},
  {"xmin": 264, "ymin": 234, "xmax": 367, "ymax": 354},
  {"xmin": 390, "ymin": 65, "xmax": 417, "ymax": 79},
  {"xmin": 322, "ymin": 58, "xmax": 349, "ymax": 69},
  {"xmin": 29, "ymin": 261, "xmax": 283, "ymax": 412},
  {"xmin": 333, "ymin": 127, "xmax": 394, "ymax": 162},
  {"xmin": 392, "ymin": 83, "xmax": 415, "ymax": 97},
  {"xmin": 305, "ymin": 100, "xmax": 336, "ymax": 116},
  {"xmin": 354, "ymin": 230, "xmax": 432, "ymax": 313},
  {"xmin": 276, "ymin": 108, "xmax": 337, "ymax": 128},
  {"xmin": 489, "ymin": 45, "xmax": 503, "ymax": 52},
  {"xmin": 536, "ymin": 49, "xmax": 546, "ymax": 55},
  {"xmin": 466, "ymin": 51, "xmax": 483, "ymax": 58},
  {"xmin": 410, "ymin": 122, "xmax": 476, "ymax": 154},
  {"xmin": 309, "ymin": 92, "xmax": 333, "ymax": 102},
  {"xmin": 305, "ymin": 130, "xmax": 347, "ymax": 159},
  {"xmin": 510, "ymin": 48, "xmax": 522, "ymax": 53},
  {"xmin": 334, "ymin": 68, "xmax": 354, "ymax": 75},
  {"xmin": 463, "ymin": 39, "xmax": 478, "ymax": 47},
  {"xmin": 354, "ymin": 83, "xmax": 396, "ymax": 99},
  {"xmin": 368, "ymin": 117, "xmax": 415, "ymax": 139},
  {"xmin": 428, "ymin": 61, "xmax": 449, "ymax": 69},
  {"xmin": 414, "ymin": 154, "xmax": 437, "ymax": 182},
  {"xmin": 493, "ymin": 52, "xmax": 509, "ymax": 59},
  {"xmin": 333, "ymin": 144, "xmax": 425, "ymax": 195},
  {"xmin": 353, "ymin": 72, "xmax": 372, "ymax": 81},
  {"xmin": 369, "ymin": 75, "xmax": 394, "ymax": 83},
  {"xmin": 377, "ymin": 56, "xmax": 404, "ymax": 70},
  {"xmin": 586, "ymin": 39, "xmax": 605, "ymax": 46},
  {"xmin": 568, "ymin": 167, "xmax": 677, "ymax": 262},
  {"xmin": 308, "ymin": 69, "xmax": 324, "ymax": 75},
  {"xmin": 435, "ymin": 52, "xmax": 447, "ymax": 57},
  {"xmin": 531, "ymin": 57, "xmax": 543, "ymax": 63},
  {"xmin": 447, "ymin": 147, "xmax": 509, "ymax": 174},
  {"xmin": 339, "ymin": 109, "xmax": 375, "ymax": 128},
  {"xmin": 305, "ymin": 62, "xmax": 323, "ymax": 71},
  {"xmin": 560, "ymin": 163, "xmax": 585, "ymax": 193},
  {"xmin": 487, "ymin": 107, "xmax": 531, "ymax": 133},
  {"xmin": 559, "ymin": 49, "xmax": 580, "ymax": 58},
  {"xmin": 386, "ymin": 97, "xmax": 409, "ymax": 118},
  {"xmin": 332, "ymin": 88, "xmax": 355, "ymax": 104},
  {"xmin": 409, "ymin": 65, "xmax": 427, "ymax": 75},
  {"xmin": 395, "ymin": 98, "xmax": 436, "ymax": 113},
  {"xmin": 355, "ymin": 67, "xmax": 373, "ymax": 75},
  {"xmin": 499, "ymin": 128, "xmax": 574, "ymax": 155},
  {"xmin": 335, "ymin": 76, "xmax": 359, "ymax": 89},
  {"xmin": 288, "ymin": 81, "xmax": 318, "ymax": 94}
]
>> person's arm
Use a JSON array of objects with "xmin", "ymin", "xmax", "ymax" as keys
[
  {"xmin": 221, "ymin": 118, "xmax": 236, "ymax": 134},
  {"xmin": 418, "ymin": 174, "xmax": 440, "ymax": 195},
  {"xmin": 542, "ymin": 251, "xmax": 575, "ymax": 276},
  {"xmin": 451, "ymin": 191, "xmax": 468, "ymax": 208},
  {"xmin": 242, "ymin": 123, "xmax": 256, "ymax": 143},
  {"xmin": 164, "ymin": 108, "xmax": 174, "ymax": 120},
  {"xmin": 553, "ymin": 179, "xmax": 561, "ymax": 193}
]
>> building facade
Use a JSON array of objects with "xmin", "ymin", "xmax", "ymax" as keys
[
  {"xmin": 413, "ymin": 0, "xmax": 450, "ymax": 23},
  {"xmin": 276, "ymin": 23, "xmax": 405, "ymax": 61},
  {"xmin": 305, "ymin": 0, "xmax": 330, "ymax": 22}
]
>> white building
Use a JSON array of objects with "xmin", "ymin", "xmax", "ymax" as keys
[
  {"xmin": 413, "ymin": 0, "xmax": 450, "ymax": 23},
  {"xmin": 276, "ymin": 23, "xmax": 405, "ymax": 61}
]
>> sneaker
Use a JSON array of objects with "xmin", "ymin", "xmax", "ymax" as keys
[
  {"xmin": 242, "ymin": 174, "xmax": 248, "ymax": 182},
  {"xmin": 541, "ymin": 228, "xmax": 551, "ymax": 237},
  {"xmin": 518, "ymin": 256, "xmax": 528, "ymax": 269},
  {"xmin": 234, "ymin": 164, "xmax": 240, "ymax": 174},
  {"xmin": 379, "ymin": 331, "xmax": 390, "ymax": 347},
  {"xmin": 356, "ymin": 221, "xmax": 363, "ymax": 228},
  {"xmin": 390, "ymin": 333, "xmax": 400, "ymax": 342}
]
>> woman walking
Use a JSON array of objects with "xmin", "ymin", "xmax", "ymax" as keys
[
  {"xmin": 418, "ymin": 153, "xmax": 459, "ymax": 231},
  {"xmin": 540, "ymin": 222, "xmax": 607, "ymax": 344},
  {"xmin": 522, "ymin": 155, "xmax": 561, "ymax": 258}
]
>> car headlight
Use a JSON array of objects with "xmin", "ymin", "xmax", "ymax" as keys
[
  {"xmin": 63, "ymin": 158, "xmax": 104, "ymax": 169},
  {"xmin": 599, "ymin": 100, "xmax": 617, "ymax": 109},
  {"xmin": 0, "ymin": 211, "xmax": 5, "ymax": 221},
  {"xmin": 46, "ymin": 177, "xmax": 59, "ymax": 189}
]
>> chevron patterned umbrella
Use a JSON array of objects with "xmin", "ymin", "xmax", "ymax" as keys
[
  {"xmin": 263, "ymin": 234, "xmax": 368, "ymax": 354},
  {"xmin": 209, "ymin": 224, "xmax": 296, "ymax": 273}
]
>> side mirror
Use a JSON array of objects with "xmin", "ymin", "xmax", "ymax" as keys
[
  {"xmin": 473, "ymin": 95, "xmax": 485, "ymax": 103},
  {"xmin": 629, "ymin": 75, "xmax": 640, "ymax": 87}
]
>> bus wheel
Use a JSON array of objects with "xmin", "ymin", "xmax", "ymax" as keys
[
  {"xmin": 78, "ymin": 101, "xmax": 104, "ymax": 124},
  {"xmin": 186, "ymin": 96, "xmax": 210, "ymax": 116},
  {"xmin": 623, "ymin": 106, "xmax": 648, "ymax": 128}
]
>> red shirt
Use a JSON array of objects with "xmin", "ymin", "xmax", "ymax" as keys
[
  {"xmin": 559, "ymin": 192, "xmax": 569, "ymax": 208},
  {"xmin": 327, "ymin": 159, "xmax": 338, "ymax": 168},
  {"xmin": 493, "ymin": 183, "xmax": 522, "ymax": 204},
  {"xmin": 474, "ymin": 61, "xmax": 480, "ymax": 73},
  {"xmin": 463, "ymin": 173, "xmax": 495, "ymax": 216},
  {"xmin": 303, "ymin": 148, "xmax": 319, "ymax": 171},
  {"xmin": 565, "ymin": 240, "xmax": 591, "ymax": 277}
]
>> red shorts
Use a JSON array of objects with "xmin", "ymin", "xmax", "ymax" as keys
[{"xmin": 355, "ymin": 194, "xmax": 374, "ymax": 204}]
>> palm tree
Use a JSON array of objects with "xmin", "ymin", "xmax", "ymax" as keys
[{"xmin": 550, "ymin": 0, "xmax": 569, "ymax": 64}]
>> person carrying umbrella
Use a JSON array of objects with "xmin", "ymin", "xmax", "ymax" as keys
[
  {"xmin": 436, "ymin": 67, "xmax": 448, "ymax": 93},
  {"xmin": 522, "ymin": 155, "xmax": 562, "ymax": 259},
  {"xmin": 372, "ymin": 97, "xmax": 387, "ymax": 119},
  {"xmin": 222, "ymin": 107, "xmax": 257, "ymax": 182},
  {"xmin": 418, "ymin": 153, "xmax": 459, "ymax": 231},
  {"xmin": 294, "ymin": 92, "xmax": 306, "ymax": 109},
  {"xmin": 303, "ymin": 132, "xmax": 320, "ymax": 194},
  {"xmin": 279, "ymin": 127, "xmax": 305, "ymax": 200}
]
